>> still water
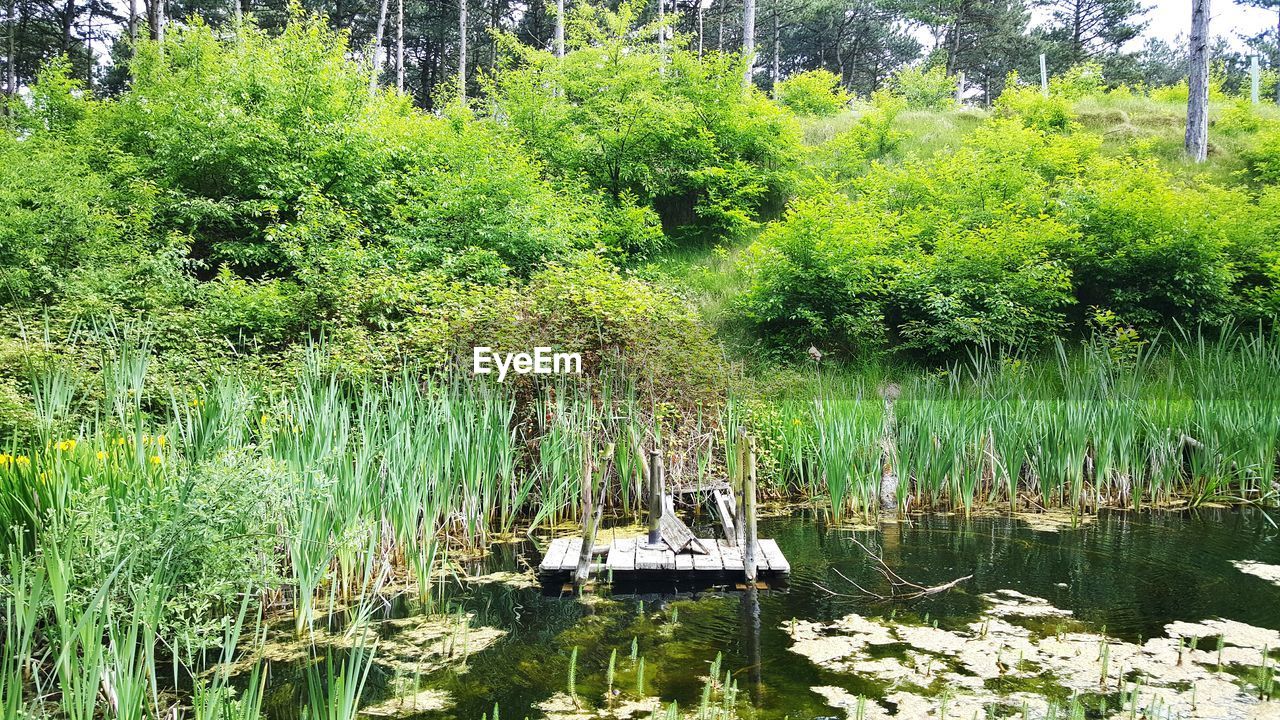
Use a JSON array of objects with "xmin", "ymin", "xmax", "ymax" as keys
[{"xmin": 260, "ymin": 507, "xmax": 1280, "ymax": 719}]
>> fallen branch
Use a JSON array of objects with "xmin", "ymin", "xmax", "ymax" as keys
[{"xmin": 818, "ymin": 536, "xmax": 973, "ymax": 602}]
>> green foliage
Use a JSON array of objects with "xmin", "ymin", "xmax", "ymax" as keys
[
  {"xmin": 776, "ymin": 69, "xmax": 852, "ymax": 117},
  {"xmin": 894, "ymin": 218, "xmax": 1075, "ymax": 355},
  {"xmin": 1059, "ymin": 157, "xmax": 1244, "ymax": 328},
  {"xmin": 887, "ymin": 64, "xmax": 956, "ymax": 111},
  {"xmin": 485, "ymin": 1, "xmax": 801, "ymax": 244},
  {"xmin": 738, "ymin": 191, "xmax": 914, "ymax": 356},
  {"xmin": 1240, "ymin": 123, "xmax": 1280, "ymax": 185},
  {"xmin": 994, "ymin": 74, "xmax": 1077, "ymax": 133},
  {"xmin": 740, "ymin": 108, "xmax": 1280, "ymax": 356},
  {"xmin": 821, "ymin": 91, "xmax": 906, "ymax": 179}
]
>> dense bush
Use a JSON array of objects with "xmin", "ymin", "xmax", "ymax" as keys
[
  {"xmin": 776, "ymin": 69, "xmax": 852, "ymax": 116},
  {"xmin": 485, "ymin": 1, "xmax": 801, "ymax": 244},
  {"xmin": 887, "ymin": 64, "xmax": 956, "ymax": 110},
  {"xmin": 741, "ymin": 110, "xmax": 1280, "ymax": 357},
  {"xmin": 993, "ymin": 76, "xmax": 1077, "ymax": 133},
  {"xmin": 0, "ymin": 12, "xmax": 731, "ymax": 397}
]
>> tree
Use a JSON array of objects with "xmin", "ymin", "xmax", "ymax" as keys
[
  {"xmin": 743, "ymin": 0, "xmax": 754, "ymax": 84},
  {"xmin": 1186, "ymin": 0, "xmax": 1209, "ymax": 161},
  {"xmin": 1034, "ymin": 0, "xmax": 1146, "ymax": 68}
]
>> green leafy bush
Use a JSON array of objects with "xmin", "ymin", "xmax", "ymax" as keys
[
  {"xmin": 776, "ymin": 69, "xmax": 852, "ymax": 117},
  {"xmin": 887, "ymin": 64, "xmax": 956, "ymax": 110},
  {"xmin": 994, "ymin": 75, "xmax": 1077, "ymax": 133},
  {"xmin": 486, "ymin": 2, "xmax": 801, "ymax": 244}
]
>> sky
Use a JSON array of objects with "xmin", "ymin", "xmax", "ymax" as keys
[{"xmin": 1087, "ymin": 0, "xmax": 1276, "ymax": 52}]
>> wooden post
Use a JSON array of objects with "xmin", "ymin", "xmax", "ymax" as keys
[
  {"xmin": 743, "ymin": 436, "xmax": 758, "ymax": 582},
  {"xmin": 955, "ymin": 71, "xmax": 964, "ymax": 104},
  {"xmin": 647, "ymin": 448, "xmax": 662, "ymax": 547},
  {"xmin": 733, "ymin": 429, "xmax": 746, "ymax": 547},
  {"xmin": 575, "ymin": 442, "xmax": 613, "ymax": 585},
  {"xmin": 1039, "ymin": 54, "xmax": 1048, "ymax": 96}
]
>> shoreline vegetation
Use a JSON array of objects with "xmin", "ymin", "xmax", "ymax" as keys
[{"xmin": 3, "ymin": 5, "xmax": 1280, "ymax": 719}]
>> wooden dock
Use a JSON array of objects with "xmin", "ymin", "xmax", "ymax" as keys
[{"xmin": 539, "ymin": 535, "xmax": 790, "ymax": 581}]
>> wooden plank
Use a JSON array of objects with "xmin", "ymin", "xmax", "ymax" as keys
[
  {"xmin": 540, "ymin": 537, "xmax": 571, "ymax": 571},
  {"xmin": 759, "ymin": 539, "xmax": 789, "ymax": 573},
  {"xmin": 720, "ymin": 541, "xmax": 744, "ymax": 571},
  {"xmin": 559, "ymin": 539, "xmax": 583, "ymax": 571},
  {"xmin": 671, "ymin": 481, "xmax": 730, "ymax": 494},
  {"xmin": 660, "ymin": 507, "xmax": 708, "ymax": 554},
  {"xmin": 712, "ymin": 488, "xmax": 737, "ymax": 546},
  {"xmin": 675, "ymin": 552, "xmax": 694, "ymax": 571},
  {"xmin": 692, "ymin": 540, "xmax": 723, "ymax": 571},
  {"xmin": 659, "ymin": 547, "xmax": 676, "ymax": 570},
  {"xmin": 635, "ymin": 542, "xmax": 667, "ymax": 571},
  {"xmin": 607, "ymin": 537, "xmax": 637, "ymax": 571}
]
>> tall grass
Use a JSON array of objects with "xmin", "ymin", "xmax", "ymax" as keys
[{"xmin": 774, "ymin": 329, "xmax": 1280, "ymax": 516}]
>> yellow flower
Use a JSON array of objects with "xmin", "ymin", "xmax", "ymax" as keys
[
  {"xmin": 149, "ymin": 455, "xmax": 163, "ymax": 466},
  {"xmin": 116, "ymin": 437, "xmax": 127, "ymax": 446},
  {"xmin": 792, "ymin": 418, "xmax": 802, "ymax": 426},
  {"xmin": 56, "ymin": 439, "xmax": 77, "ymax": 452},
  {"xmin": 157, "ymin": 435, "xmax": 167, "ymax": 448},
  {"xmin": 96, "ymin": 451, "xmax": 108, "ymax": 461},
  {"xmin": 15, "ymin": 456, "xmax": 29, "ymax": 466}
]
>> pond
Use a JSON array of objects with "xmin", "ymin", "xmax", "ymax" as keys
[{"xmin": 256, "ymin": 507, "xmax": 1280, "ymax": 719}]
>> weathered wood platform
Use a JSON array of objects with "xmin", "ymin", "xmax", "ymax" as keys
[{"xmin": 539, "ymin": 535, "xmax": 789, "ymax": 579}]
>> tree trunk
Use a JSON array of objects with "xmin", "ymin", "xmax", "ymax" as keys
[
  {"xmin": 554, "ymin": 0, "xmax": 563, "ymax": 57},
  {"xmin": 771, "ymin": 7, "xmax": 779, "ymax": 97},
  {"xmin": 128, "ymin": 0, "xmax": 137, "ymax": 42},
  {"xmin": 742, "ymin": 0, "xmax": 754, "ymax": 86},
  {"xmin": 1185, "ymin": 0, "xmax": 1209, "ymax": 162},
  {"xmin": 395, "ymin": 0, "xmax": 403, "ymax": 91},
  {"xmin": 458, "ymin": 0, "xmax": 467, "ymax": 100},
  {"xmin": 657, "ymin": 0, "xmax": 664, "ymax": 66},
  {"xmin": 369, "ymin": 0, "xmax": 390, "ymax": 94},
  {"xmin": 5, "ymin": 0, "xmax": 15, "ymax": 100}
]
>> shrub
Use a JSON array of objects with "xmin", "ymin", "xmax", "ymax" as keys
[
  {"xmin": 888, "ymin": 64, "xmax": 956, "ymax": 110},
  {"xmin": 1059, "ymin": 158, "xmax": 1240, "ymax": 328},
  {"xmin": 486, "ymin": 4, "xmax": 801, "ymax": 245},
  {"xmin": 1049, "ymin": 61, "xmax": 1106, "ymax": 100},
  {"xmin": 737, "ymin": 191, "xmax": 919, "ymax": 356},
  {"xmin": 994, "ymin": 74, "xmax": 1076, "ymax": 133},
  {"xmin": 776, "ymin": 69, "xmax": 852, "ymax": 116},
  {"xmin": 894, "ymin": 218, "xmax": 1076, "ymax": 355},
  {"xmin": 821, "ymin": 91, "xmax": 906, "ymax": 179},
  {"xmin": 1240, "ymin": 125, "xmax": 1280, "ymax": 185}
]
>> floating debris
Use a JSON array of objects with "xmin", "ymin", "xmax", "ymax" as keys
[
  {"xmin": 790, "ymin": 591, "xmax": 1280, "ymax": 719},
  {"xmin": 1233, "ymin": 561, "xmax": 1280, "ymax": 587},
  {"xmin": 360, "ymin": 688, "xmax": 451, "ymax": 717},
  {"xmin": 1011, "ymin": 511, "xmax": 1095, "ymax": 532},
  {"xmin": 462, "ymin": 570, "xmax": 540, "ymax": 589}
]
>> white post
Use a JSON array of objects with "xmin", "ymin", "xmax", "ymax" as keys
[
  {"xmin": 1040, "ymin": 54, "xmax": 1048, "ymax": 96},
  {"xmin": 1252, "ymin": 55, "xmax": 1260, "ymax": 105},
  {"xmin": 955, "ymin": 71, "xmax": 964, "ymax": 104}
]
